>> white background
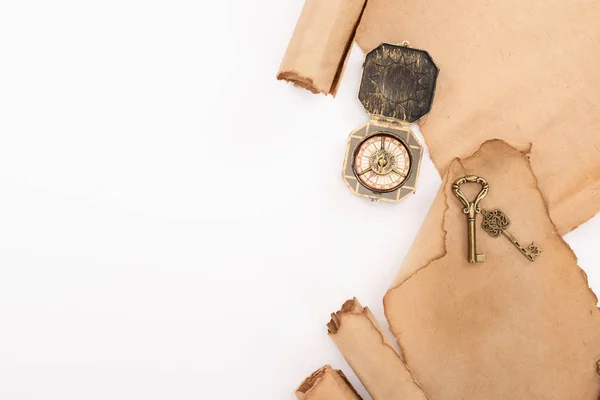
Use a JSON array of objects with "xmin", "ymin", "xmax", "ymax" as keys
[{"xmin": 0, "ymin": 1, "xmax": 598, "ymax": 399}]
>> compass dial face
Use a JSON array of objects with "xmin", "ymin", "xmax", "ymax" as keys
[{"xmin": 352, "ymin": 133, "xmax": 411, "ymax": 193}]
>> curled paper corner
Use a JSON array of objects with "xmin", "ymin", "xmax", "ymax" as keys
[
  {"xmin": 295, "ymin": 365, "xmax": 362, "ymax": 400},
  {"xmin": 383, "ymin": 139, "xmax": 600, "ymax": 399}
]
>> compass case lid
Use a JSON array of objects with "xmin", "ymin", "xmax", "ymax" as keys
[{"xmin": 358, "ymin": 43, "xmax": 439, "ymax": 123}]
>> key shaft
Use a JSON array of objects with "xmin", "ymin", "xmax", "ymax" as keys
[
  {"xmin": 501, "ymin": 230, "xmax": 535, "ymax": 261},
  {"xmin": 466, "ymin": 203, "xmax": 485, "ymax": 262},
  {"xmin": 452, "ymin": 176, "xmax": 489, "ymax": 263}
]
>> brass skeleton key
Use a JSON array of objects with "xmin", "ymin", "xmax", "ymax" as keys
[
  {"xmin": 452, "ymin": 176, "xmax": 489, "ymax": 263},
  {"xmin": 481, "ymin": 209, "xmax": 542, "ymax": 262}
]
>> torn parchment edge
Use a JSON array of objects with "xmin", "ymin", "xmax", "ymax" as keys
[
  {"xmin": 383, "ymin": 139, "xmax": 600, "ymax": 380},
  {"xmin": 277, "ymin": 0, "xmax": 367, "ymax": 96},
  {"xmin": 296, "ymin": 365, "xmax": 362, "ymax": 400}
]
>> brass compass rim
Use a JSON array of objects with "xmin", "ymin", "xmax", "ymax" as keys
[
  {"xmin": 342, "ymin": 120, "xmax": 423, "ymax": 203},
  {"xmin": 351, "ymin": 131, "xmax": 413, "ymax": 194}
]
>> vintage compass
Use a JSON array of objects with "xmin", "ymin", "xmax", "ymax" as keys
[{"xmin": 342, "ymin": 42, "xmax": 439, "ymax": 202}]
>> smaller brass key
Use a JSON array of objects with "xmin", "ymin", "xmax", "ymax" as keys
[
  {"xmin": 452, "ymin": 176, "xmax": 489, "ymax": 263},
  {"xmin": 481, "ymin": 209, "xmax": 542, "ymax": 262}
]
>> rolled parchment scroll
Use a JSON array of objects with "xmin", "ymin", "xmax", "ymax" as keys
[
  {"xmin": 277, "ymin": 0, "xmax": 366, "ymax": 96},
  {"xmin": 295, "ymin": 365, "xmax": 361, "ymax": 400},
  {"xmin": 327, "ymin": 298, "xmax": 427, "ymax": 400}
]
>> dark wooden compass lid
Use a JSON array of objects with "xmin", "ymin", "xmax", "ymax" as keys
[{"xmin": 358, "ymin": 43, "xmax": 439, "ymax": 123}]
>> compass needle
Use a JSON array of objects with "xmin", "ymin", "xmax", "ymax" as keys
[
  {"xmin": 359, "ymin": 166, "xmax": 372, "ymax": 176},
  {"xmin": 393, "ymin": 167, "xmax": 407, "ymax": 178}
]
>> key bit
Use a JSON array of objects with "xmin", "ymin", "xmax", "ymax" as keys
[
  {"xmin": 481, "ymin": 209, "xmax": 542, "ymax": 262},
  {"xmin": 452, "ymin": 175, "xmax": 489, "ymax": 263}
]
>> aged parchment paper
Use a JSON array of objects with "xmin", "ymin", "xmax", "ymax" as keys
[
  {"xmin": 355, "ymin": 0, "xmax": 600, "ymax": 234},
  {"xmin": 382, "ymin": 140, "xmax": 600, "ymax": 399},
  {"xmin": 311, "ymin": 141, "xmax": 600, "ymax": 399},
  {"xmin": 284, "ymin": 3, "xmax": 600, "ymax": 397}
]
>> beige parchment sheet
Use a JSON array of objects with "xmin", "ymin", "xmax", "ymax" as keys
[
  {"xmin": 354, "ymin": 0, "xmax": 600, "ymax": 234},
  {"xmin": 377, "ymin": 140, "xmax": 600, "ymax": 399}
]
